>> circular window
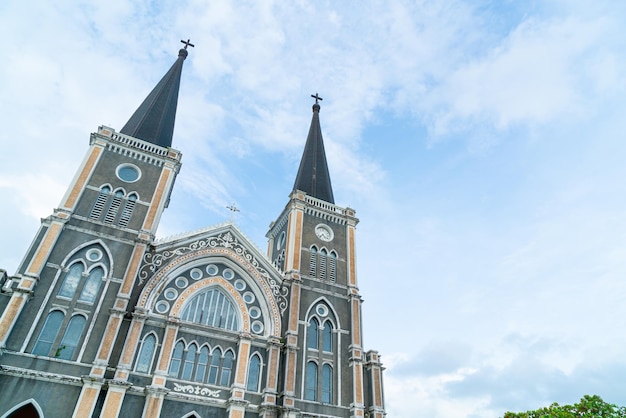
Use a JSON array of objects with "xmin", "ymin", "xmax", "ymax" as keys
[
  {"xmin": 155, "ymin": 301, "xmax": 170, "ymax": 314},
  {"xmin": 164, "ymin": 288, "xmax": 178, "ymax": 300},
  {"xmin": 316, "ymin": 304, "xmax": 329, "ymax": 317},
  {"xmin": 206, "ymin": 264, "xmax": 219, "ymax": 276},
  {"xmin": 223, "ymin": 268, "xmax": 235, "ymax": 280},
  {"xmin": 86, "ymin": 249, "xmax": 103, "ymax": 262},
  {"xmin": 116, "ymin": 164, "xmax": 141, "ymax": 183},
  {"xmin": 234, "ymin": 279, "xmax": 246, "ymax": 291},
  {"xmin": 175, "ymin": 277, "xmax": 188, "ymax": 288},
  {"xmin": 251, "ymin": 320, "xmax": 264, "ymax": 334},
  {"xmin": 249, "ymin": 306, "xmax": 261, "ymax": 319},
  {"xmin": 243, "ymin": 292, "xmax": 255, "ymax": 304},
  {"xmin": 190, "ymin": 268, "xmax": 203, "ymax": 280}
]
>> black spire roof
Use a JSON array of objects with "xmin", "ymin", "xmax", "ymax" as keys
[
  {"xmin": 120, "ymin": 44, "xmax": 190, "ymax": 148},
  {"xmin": 293, "ymin": 96, "xmax": 335, "ymax": 204}
]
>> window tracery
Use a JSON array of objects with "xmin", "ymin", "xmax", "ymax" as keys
[{"xmin": 168, "ymin": 340, "xmax": 235, "ymax": 387}]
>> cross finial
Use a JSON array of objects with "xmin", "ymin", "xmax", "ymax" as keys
[
  {"xmin": 226, "ymin": 203, "xmax": 240, "ymax": 222},
  {"xmin": 181, "ymin": 39, "xmax": 195, "ymax": 50},
  {"xmin": 311, "ymin": 93, "xmax": 323, "ymax": 104}
]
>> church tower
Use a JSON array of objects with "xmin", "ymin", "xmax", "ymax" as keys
[
  {"xmin": 267, "ymin": 96, "xmax": 385, "ymax": 418},
  {"xmin": 0, "ymin": 44, "xmax": 384, "ymax": 418}
]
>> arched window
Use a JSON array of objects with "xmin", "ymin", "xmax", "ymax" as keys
[
  {"xmin": 322, "ymin": 321, "xmax": 333, "ymax": 352},
  {"xmin": 169, "ymin": 341, "xmax": 185, "ymax": 377},
  {"xmin": 309, "ymin": 246, "xmax": 318, "ymax": 277},
  {"xmin": 221, "ymin": 350, "xmax": 234, "ymax": 386},
  {"xmin": 305, "ymin": 361, "xmax": 318, "ymax": 401},
  {"xmin": 32, "ymin": 310, "xmax": 64, "ymax": 356},
  {"xmin": 328, "ymin": 251, "xmax": 337, "ymax": 282},
  {"xmin": 307, "ymin": 318, "xmax": 319, "ymax": 350},
  {"xmin": 181, "ymin": 288, "xmax": 239, "ymax": 331},
  {"xmin": 58, "ymin": 263, "xmax": 84, "ymax": 298},
  {"xmin": 246, "ymin": 354, "xmax": 262, "ymax": 392},
  {"xmin": 89, "ymin": 185, "xmax": 111, "ymax": 220},
  {"xmin": 57, "ymin": 315, "xmax": 86, "ymax": 360},
  {"xmin": 207, "ymin": 347, "xmax": 222, "ymax": 384},
  {"xmin": 78, "ymin": 266, "xmax": 103, "ymax": 303},
  {"xmin": 135, "ymin": 333, "xmax": 157, "ymax": 373},
  {"xmin": 195, "ymin": 346, "xmax": 209, "ymax": 382},
  {"xmin": 118, "ymin": 192, "xmax": 137, "ymax": 228},
  {"xmin": 104, "ymin": 189, "xmax": 125, "ymax": 223},
  {"xmin": 319, "ymin": 249, "xmax": 327, "ymax": 280},
  {"xmin": 322, "ymin": 364, "xmax": 333, "ymax": 403},
  {"xmin": 182, "ymin": 343, "xmax": 198, "ymax": 380}
]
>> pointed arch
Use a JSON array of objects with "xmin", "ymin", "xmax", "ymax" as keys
[
  {"xmin": 195, "ymin": 345, "xmax": 210, "ymax": 382},
  {"xmin": 207, "ymin": 347, "xmax": 222, "ymax": 384},
  {"xmin": 1, "ymin": 399, "xmax": 44, "ymax": 418},
  {"xmin": 78, "ymin": 266, "xmax": 104, "ymax": 303},
  {"xmin": 180, "ymin": 412, "xmax": 201, "ymax": 418},
  {"xmin": 307, "ymin": 317, "xmax": 319, "ymax": 349},
  {"xmin": 309, "ymin": 246, "xmax": 318, "ymax": 277},
  {"xmin": 168, "ymin": 339, "xmax": 185, "ymax": 377},
  {"xmin": 181, "ymin": 342, "xmax": 198, "ymax": 380},
  {"xmin": 58, "ymin": 262, "xmax": 85, "ymax": 299},
  {"xmin": 246, "ymin": 352, "xmax": 263, "ymax": 392},
  {"xmin": 322, "ymin": 320, "xmax": 333, "ymax": 352},
  {"xmin": 89, "ymin": 184, "xmax": 112, "ymax": 220},
  {"xmin": 220, "ymin": 349, "xmax": 234, "ymax": 386},
  {"xmin": 135, "ymin": 332, "xmax": 158, "ymax": 373}
]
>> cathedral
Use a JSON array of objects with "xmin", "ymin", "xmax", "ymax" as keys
[{"xmin": 0, "ymin": 43, "xmax": 385, "ymax": 418}]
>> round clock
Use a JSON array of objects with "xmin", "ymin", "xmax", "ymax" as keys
[{"xmin": 315, "ymin": 224, "xmax": 334, "ymax": 242}]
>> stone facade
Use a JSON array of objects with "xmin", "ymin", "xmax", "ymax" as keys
[{"xmin": 0, "ymin": 49, "xmax": 385, "ymax": 418}]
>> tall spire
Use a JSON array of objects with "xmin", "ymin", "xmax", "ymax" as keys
[
  {"xmin": 120, "ymin": 40, "xmax": 193, "ymax": 148},
  {"xmin": 292, "ymin": 94, "xmax": 335, "ymax": 204}
]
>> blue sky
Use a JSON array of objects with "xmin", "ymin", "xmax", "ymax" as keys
[{"xmin": 1, "ymin": 1, "xmax": 626, "ymax": 416}]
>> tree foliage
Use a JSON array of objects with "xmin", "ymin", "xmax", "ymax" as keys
[{"xmin": 503, "ymin": 395, "xmax": 626, "ymax": 418}]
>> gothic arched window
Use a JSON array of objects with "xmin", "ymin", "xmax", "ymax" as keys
[
  {"xmin": 89, "ymin": 185, "xmax": 111, "ymax": 220},
  {"xmin": 221, "ymin": 350, "xmax": 234, "ymax": 386},
  {"xmin": 78, "ymin": 266, "xmax": 104, "ymax": 303},
  {"xmin": 135, "ymin": 333, "xmax": 157, "ymax": 373},
  {"xmin": 58, "ymin": 263, "xmax": 84, "ymax": 299},
  {"xmin": 246, "ymin": 353, "xmax": 262, "ymax": 392},
  {"xmin": 182, "ymin": 343, "xmax": 198, "ymax": 380},
  {"xmin": 307, "ymin": 318, "xmax": 319, "ymax": 350},
  {"xmin": 328, "ymin": 251, "xmax": 337, "ymax": 282},
  {"xmin": 169, "ymin": 340, "xmax": 185, "ymax": 377},
  {"xmin": 118, "ymin": 192, "xmax": 138, "ymax": 228},
  {"xmin": 195, "ymin": 346, "xmax": 210, "ymax": 382},
  {"xmin": 309, "ymin": 246, "xmax": 318, "ymax": 276},
  {"xmin": 207, "ymin": 347, "xmax": 222, "ymax": 384},
  {"xmin": 104, "ymin": 189, "xmax": 125, "ymax": 224},
  {"xmin": 322, "ymin": 321, "xmax": 333, "ymax": 352}
]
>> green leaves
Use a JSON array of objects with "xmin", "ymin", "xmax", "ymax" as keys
[{"xmin": 503, "ymin": 395, "xmax": 626, "ymax": 418}]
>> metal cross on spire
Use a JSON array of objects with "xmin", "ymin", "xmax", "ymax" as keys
[
  {"xmin": 226, "ymin": 204, "xmax": 240, "ymax": 222},
  {"xmin": 181, "ymin": 39, "xmax": 195, "ymax": 50},
  {"xmin": 311, "ymin": 93, "xmax": 323, "ymax": 104}
]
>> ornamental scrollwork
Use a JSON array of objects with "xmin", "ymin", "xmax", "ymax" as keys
[
  {"xmin": 172, "ymin": 383, "xmax": 221, "ymax": 398},
  {"xmin": 138, "ymin": 232, "xmax": 289, "ymax": 314}
]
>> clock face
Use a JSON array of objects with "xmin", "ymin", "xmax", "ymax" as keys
[{"xmin": 315, "ymin": 224, "xmax": 334, "ymax": 242}]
